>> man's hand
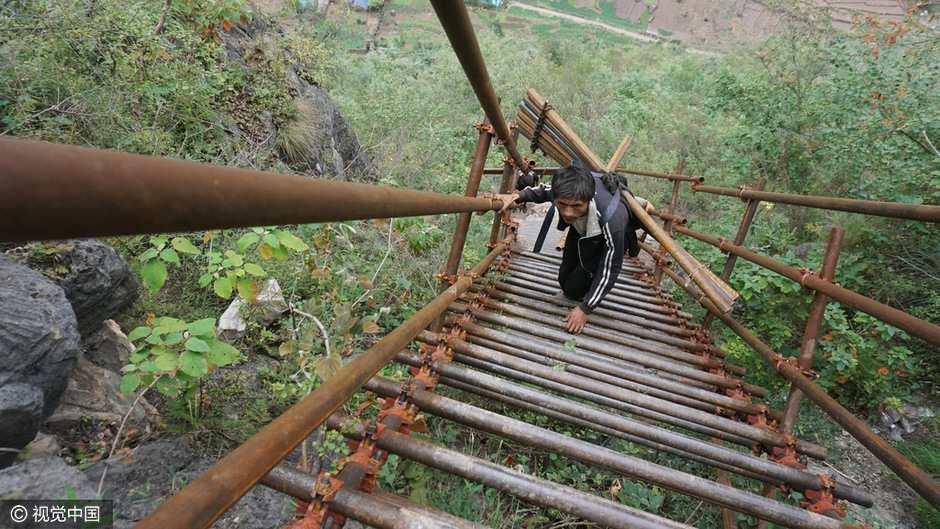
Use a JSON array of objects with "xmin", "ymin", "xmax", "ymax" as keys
[
  {"xmin": 495, "ymin": 192, "xmax": 520, "ymax": 213},
  {"xmin": 563, "ymin": 306, "xmax": 589, "ymax": 335}
]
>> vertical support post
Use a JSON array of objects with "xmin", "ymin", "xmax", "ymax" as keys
[
  {"xmin": 755, "ymin": 227, "xmax": 844, "ymax": 529},
  {"xmin": 488, "ymin": 161, "xmax": 515, "ymax": 248},
  {"xmin": 779, "ymin": 228, "xmax": 845, "ymax": 435},
  {"xmin": 702, "ymin": 177, "xmax": 766, "ymax": 330},
  {"xmin": 653, "ymin": 158, "xmax": 684, "ymax": 286},
  {"xmin": 489, "ymin": 128, "xmax": 521, "ymax": 248},
  {"xmin": 431, "ymin": 118, "xmax": 494, "ymax": 332}
]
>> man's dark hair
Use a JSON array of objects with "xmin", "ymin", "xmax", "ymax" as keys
[{"xmin": 551, "ymin": 164, "xmax": 595, "ymax": 202}]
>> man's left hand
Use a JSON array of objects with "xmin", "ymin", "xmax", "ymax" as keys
[{"xmin": 563, "ymin": 307, "xmax": 589, "ymax": 335}]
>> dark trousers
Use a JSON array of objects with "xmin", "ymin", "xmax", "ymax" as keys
[{"xmin": 557, "ymin": 236, "xmax": 592, "ymax": 301}]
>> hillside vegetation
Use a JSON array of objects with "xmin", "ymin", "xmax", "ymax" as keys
[{"xmin": 2, "ymin": 0, "xmax": 939, "ymax": 525}]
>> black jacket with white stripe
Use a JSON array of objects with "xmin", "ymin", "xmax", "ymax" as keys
[{"xmin": 517, "ymin": 178, "xmax": 627, "ymax": 314}]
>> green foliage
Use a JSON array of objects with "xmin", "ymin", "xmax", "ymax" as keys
[
  {"xmin": 392, "ymin": 217, "xmax": 444, "ymax": 255},
  {"xmin": 123, "ymin": 316, "xmax": 241, "ymax": 398},
  {"xmin": 614, "ymin": 479, "xmax": 664, "ymax": 514},
  {"xmin": 0, "ymin": 0, "xmax": 249, "ymax": 158},
  {"xmin": 175, "ymin": 0, "xmax": 253, "ymax": 40}
]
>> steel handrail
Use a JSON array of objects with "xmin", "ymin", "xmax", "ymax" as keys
[{"xmin": 0, "ymin": 137, "xmax": 504, "ymax": 242}]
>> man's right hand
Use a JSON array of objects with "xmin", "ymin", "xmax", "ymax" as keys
[{"xmin": 495, "ymin": 193, "xmax": 520, "ymax": 213}]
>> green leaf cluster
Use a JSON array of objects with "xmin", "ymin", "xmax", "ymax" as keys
[{"xmin": 122, "ymin": 317, "xmax": 241, "ymax": 398}]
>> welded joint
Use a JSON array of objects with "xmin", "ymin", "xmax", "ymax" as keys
[
  {"xmin": 688, "ymin": 329, "xmax": 715, "ymax": 346},
  {"xmin": 409, "ymin": 363, "xmax": 441, "ymax": 391},
  {"xmin": 475, "ymin": 193, "xmax": 497, "ymax": 215},
  {"xmin": 717, "ymin": 237, "xmax": 733, "ymax": 254},
  {"xmin": 286, "ymin": 473, "xmax": 347, "ymax": 529},
  {"xmin": 795, "ymin": 266, "xmax": 839, "ymax": 292},
  {"xmin": 419, "ymin": 342, "xmax": 454, "ymax": 366},
  {"xmin": 435, "ymin": 270, "xmax": 478, "ymax": 285},
  {"xmin": 378, "ymin": 394, "xmax": 417, "ymax": 430},
  {"xmin": 767, "ymin": 435, "xmax": 807, "ymax": 471},
  {"xmin": 772, "ymin": 354, "xmax": 819, "ymax": 380},
  {"xmin": 800, "ymin": 475, "xmax": 848, "ymax": 519}
]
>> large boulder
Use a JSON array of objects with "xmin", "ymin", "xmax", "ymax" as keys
[
  {"xmin": 82, "ymin": 319, "xmax": 134, "ymax": 373},
  {"xmin": 0, "ymin": 384, "xmax": 44, "ymax": 467},
  {"xmin": 220, "ymin": 18, "xmax": 376, "ymax": 181},
  {"xmin": 0, "ymin": 255, "xmax": 80, "ymax": 466},
  {"xmin": 59, "ymin": 239, "xmax": 139, "ymax": 339},
  {"xmin": 44, "ymin": 356, "xmax": 150, "ymax": 435},
  {"xmin": 0, "ymin": 456, "xmax": 98, "ymax": 500}
]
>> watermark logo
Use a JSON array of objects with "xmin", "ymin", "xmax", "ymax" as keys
[{"xmin": 0, "ymin": 500, "xmax": 113, "ymax": 529}]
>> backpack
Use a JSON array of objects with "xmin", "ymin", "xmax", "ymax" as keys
[{"xmin": 533, "ymin": 170, "xmax": 641, "ymax": 258}]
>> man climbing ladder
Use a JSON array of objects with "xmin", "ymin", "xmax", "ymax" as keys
[{"xmin": 497, "ymin": 163, "xmax": 653, "ymax": 335}]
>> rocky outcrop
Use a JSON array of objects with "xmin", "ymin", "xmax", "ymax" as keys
[
  {"xmin": 220, "ymin": 19, "xmax": 376, "ymax": 181},
  {"xmin": 0, "ymin": 384, "xmax": 45, "ymax": 468},
  {"xmin": 82, "ymin": 319, "xmax": 134, "ymax": 373},
  {"xmin": 0, "ymin": 456, "xmax": 98, "ymax": 500},
  {"xmin": 0, "ymin": 255, "xmax": 81, "ymax": 467},
  {"xmin": 44, "ymin": 357, "xmax": 150, "ymax": 435},
  {"xmin": 59, "ymin": 239, "xmax": 139, "ymax": 339}
]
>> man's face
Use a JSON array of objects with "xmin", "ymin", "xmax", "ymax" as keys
[{"xmin": 556, "ymin": 196, "xmax": 590, "ymax": 225}]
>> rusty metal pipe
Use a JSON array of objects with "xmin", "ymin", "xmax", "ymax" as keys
[
  {"xmin": 450, "ymin": 303, "xmax": 762, "ymax": 395},
  {"xmin": 363, "ymin": 377, "xmax": 853, "ymax": 529},
  {"xmin": 0, "ymin": 137, "xmax": 504, "ymax": 242},
  {"xmin": 501, "ymin": 271, "xmax": 691, "ymax": 318},
  {"xmin": 659, "ymin": 265, "xmax": 940, "ymax": 510},
  {"xmin": 471, "ymin": 286, "xmax": 719, "ymax": 355},
  {"xmin": 780, "ymin": 228, "xmax": 844, "ymax": 435},
  {"xmin": 408, "ymin": 339, "xmax": 820, "ymax": 459},
  {"xmin": 436, "ymin": 371, "xmax": 871, "ymax": 507},
  {"xmin": 434, "ymin": 116, "xmax": 494, "ymax": 333},
  {"xmin": 262, "ymin": 465, "xmax": 486, "ymax": 529},
  {"xmin": 489, "ymin": 162, "xmax": 515, "ymax": 248},
  {"xmin": 132, "ymin": 236, "xmax": 513, "ymax": 529},
  {"xmin": 504, "ymin": 262, "xmax": 680, "ymax": 306},
  {"xmin": 499, "ymin": 275, "xmax": 697, "ymax": 328},
  {"xmin": 704, "ymin": 178, "xmax": 767, "ymax": 330},
  {"xmin": 483, "ymin": 281, "xmax": 697, "ymax": 339},
  {"xmin": 505, "ymin": 255, "xmax": 669, "ymax": 294},
  {"xmin": 428, "ymin": 0, "xmax": 526, "ymax": 169},
  {"xmin": 442, "ymin": 117, "xmax": 493, "ymax": 281},
  {"xmin": 624, "ymin": 191, "xmax": 739, "ymax": 314},
  {"xmin": 650, "ymin": 208, "xmax": 688, "ymax": 226},
  {"xmin": 401, "ymin": 348, "xmax": 751, "ymax": 447},
  {"xmin": 328, "ymin": 414, "xmax": 694, "ymax": 529},
  {"xmin": 675, "ymin": 225, "xmax": 940, "ymax": 347},
  {"xmin": 471, "ymin": 298, "xmax": 748, "ymax": 377},
  {"xmin": 693, "ymin": 184, "xmax": 940, "ymax": 223},
  {"xmin": 615, "ymin": 167, "xmax": 706, "ymax": 184},
  {"xmin": 443, "ymin": 324, "xmax": 769, "ymax": 419},
  {"xmin": 516, "ymin": 250, "xmax": 649, "ymax": 277}
]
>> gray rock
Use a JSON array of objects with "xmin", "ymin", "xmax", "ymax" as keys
[
  {"xmin": 59, "ymin": 240, "xmax": 139, "ymax": 339},
  {"xmin": 788, "ymin": 242, "xmax": 814, "ymax": 260},
  {"xmin": 0, "ymin": 384, "xmax": 44, "ymax": 467},
  {"xmin": 0, "ymin": 254, "xmax": 80, "ymax": 430},
  {"xmin": 82, "ymin": 319, "xmax": 134, "ymax": 373},
  {"xmin": 290, "ymin": 76, "xmax": 377, "ymax": 181},
  {"xmin": 23, "ymin": 432, "xmax": 62, "ymax": 460},
  {"xmin": 44, "ymin": 357, "xmax": 149, "ymax": 435},
  {"xmin": 0, "ymin": 456, "xmax": 97, "ymax": 500},
  {"xmin": 218, "ymin": 17, "xmax": 376, "ymax": 182},
  {"xmin": 84, "ymin": 437, "xmax": 197, "ymax": 526}
]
